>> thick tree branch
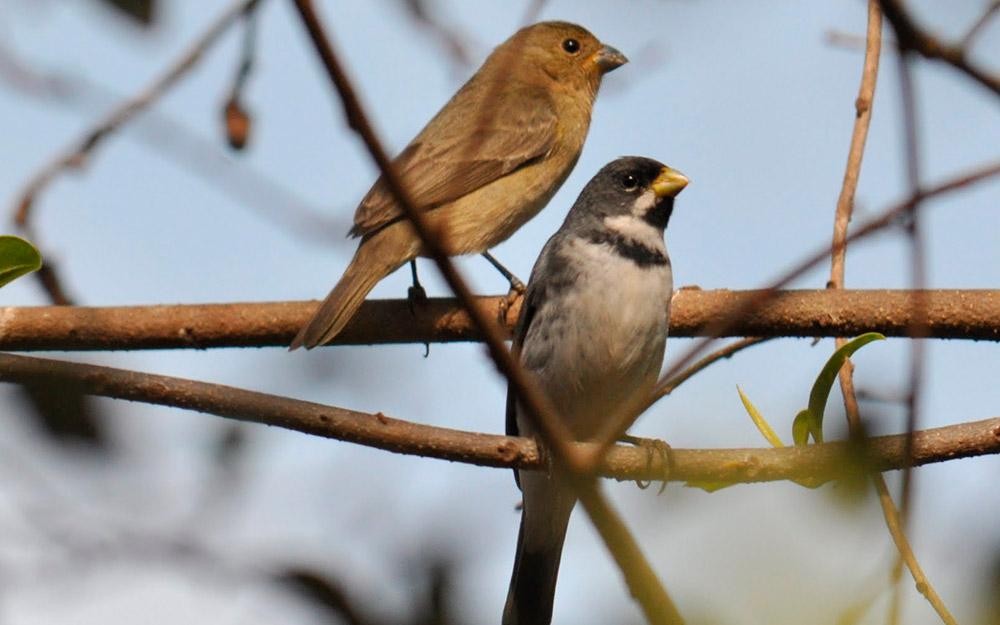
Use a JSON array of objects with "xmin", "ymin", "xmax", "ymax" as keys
[
  {"xmin": 0, "ymin": 289, "xmax": 997, "ymax": 351},
  {"xmin": 0, "ymin": 352, "xmax": 996, "ymax": 484}
]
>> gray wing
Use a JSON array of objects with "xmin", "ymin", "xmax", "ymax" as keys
[
  {"xmin": 505, "ymin": 235, "xmax": 577, "ymax": 490},
  {"xmin": 351, "ymin": 83, "xmax": 558, "ymax": 237},
  {"xmin": 505, "ymin": 278, "xmax": 543, "ymax": 490},
  {"xmin": 506, "ymin": 280, "xmax": 543, "ymax": 441}
]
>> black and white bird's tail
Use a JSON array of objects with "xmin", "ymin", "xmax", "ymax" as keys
[{"xmin": 502, "ymin": 478, "xmax": 576, "ymax": 625}]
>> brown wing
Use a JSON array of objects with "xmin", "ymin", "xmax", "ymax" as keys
[{"xmin": 350, "ymin": 83, "xmax": 558, "ymax": 237}]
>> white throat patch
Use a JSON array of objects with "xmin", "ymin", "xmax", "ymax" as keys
[{"xmin": 603, "ymin": 211, "xmax": 666, "ymax": 255}]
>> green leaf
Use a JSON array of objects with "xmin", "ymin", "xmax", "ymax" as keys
[
  {"xmin": 685, "ymin": 480, "xmax": 735, "ymax": 492},
  {"xmin": 737, "ymin": 385, "xmax": 785, "ymax": 448},
  {"xmin": 693, "ymin": 387, "xmax": 787, "ymax": 493},
  {"xmin": 0, "ymin": 236, "xmax": 42, "ymax": 288},
  {"xmin": 799, "ymin": 333, "xmax": 886, "ymax": 445},
  {"xmin": 792, "ymin": 409, "xmax": 814, "ymax": 446}
]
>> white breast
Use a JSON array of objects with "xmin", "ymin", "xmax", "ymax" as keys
[{"xmin": 522, "ymin": 229, "xmax": 673, "ymax": 439}]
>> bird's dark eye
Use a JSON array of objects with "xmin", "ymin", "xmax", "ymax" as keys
[
  {"xmin": 562, "ymin": 38, "xmax": 580, "ymax": 54},
  {"xmin": 620, "ymin": 173, "xmax": 638, "ymax": 191}
]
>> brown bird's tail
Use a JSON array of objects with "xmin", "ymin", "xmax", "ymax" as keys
[{"xmin": 290, "ymin": 229, "xmax": 411, "ymax": 350}]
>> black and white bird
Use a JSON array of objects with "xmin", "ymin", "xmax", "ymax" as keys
[{"xmin": 502, "ymin": 156, "xmax": 688, "ymax": 625}]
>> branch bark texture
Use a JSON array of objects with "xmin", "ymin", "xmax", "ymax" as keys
[
  {"xmin": 0, "ymin": 353, "xmax": 995, "ymax": 484},
  {"xmin": 1, "ymin": 289, "xmax": 997, "ymax": 351}
]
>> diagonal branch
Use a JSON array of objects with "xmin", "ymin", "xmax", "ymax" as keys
[
  {"xmin": 647, "ymin": 336, "xmax": 770, "ymax": 402},
  {"xmin": 289, "ymin": 2, "xmax": 682, "ymax": 622},
  {"xmin": 877, "ymin": 0, "xmax": 1000, "ymax": 96},
  {"xmin": 13, "ymin": 0, "xmax": 264, "ymax": 229}
]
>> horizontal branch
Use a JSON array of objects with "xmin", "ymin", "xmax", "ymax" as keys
[
  {"xmin": 0, "ymin": 289, "xmax": 998, "ymax": 351},
  {"xmin": 0, "ymin": 353, "xmax": 996, "ymax": 484}
]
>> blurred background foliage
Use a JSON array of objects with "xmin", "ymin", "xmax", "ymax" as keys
[{"xmin": 0, "ymin": 1, "xmax": 997, "ymax": 624}]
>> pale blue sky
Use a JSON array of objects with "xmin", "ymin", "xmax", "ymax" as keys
[{"xmin": 0, "ymin": 1, "xmax": 998, "ymax": 624}]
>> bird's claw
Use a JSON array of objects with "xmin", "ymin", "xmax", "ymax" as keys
[
  {"xmin": 407, "ymin": 284, "xmax": 429, "ymax": 316},
  {"xmin": 619, "ymin": 434, "xmax": 671, "ymax": 494},
  {"xmin": 497, "ymin": 285, "xmax": 524, "ymax": 327},
  {"xmin": 406, "ymin": 284, "xmax": 430, "ymax": 357}
]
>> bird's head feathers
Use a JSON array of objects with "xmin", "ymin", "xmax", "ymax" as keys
[
  {"xmin": 494, "ymin": 22, "xmax": 627, "ymax": 94},
  {"xmin": 565, "ymin": 156, "xmax": 688, "ymax": 232}
]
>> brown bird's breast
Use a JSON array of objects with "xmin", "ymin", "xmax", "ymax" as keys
[{"xmin": 417, "ymin": 95, "xmax": 596, "ymax": 256}]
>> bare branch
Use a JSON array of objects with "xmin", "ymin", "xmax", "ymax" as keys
[
  {"xmin": 648, "ymin": 336, "xmax": 770, "ymax": 401},
  {"xmin": 13, "ymin": 0, "xmax": 263, "ymax": 228},
  {"xmin": 828, "ymin": 0, "xmax": 881, "ymax": 293},
  {"xmin": 400, "ymin": 0, "xmax": 474, "ymax": 68},
  {"xmin": 0, "ymin": 289, "xmax": 997, "ymax": 351},
  {"xmin": 827, "ymin": 5, "xmax": 956, "ymax": 623},
  {"xmin": 221, "ymin": 1, "xmax": 261, "ymax": 150},
  {"xmin": 0, "ymin": 352, "xmax": 996, "ymax": 484},
  {"xmin": 878, "ymin": 0, "xmax": 1000, "ymax": 96},
  {"xmin": 0, "ymin": 37, "xmax": 341, "ymax": 247},
  {"xmin": 289, "ymin": 2, "xmax": 682, "ymax": 621},
  {"xmin": 520, "ymin": 0, "xmax": 549, "ymax": 25},
  {"xmin": 960, "ymin": 1, "xmax": 1000, "ymax": 49}
]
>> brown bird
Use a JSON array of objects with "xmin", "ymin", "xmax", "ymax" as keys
[{"xmin": 290, "ymin": 21, "xmax": 627, "ymax": 349}]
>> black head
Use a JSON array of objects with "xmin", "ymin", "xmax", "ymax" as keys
[{"xmin": 565, "ymin": 156, "xmax": 688, "ymax": 231}]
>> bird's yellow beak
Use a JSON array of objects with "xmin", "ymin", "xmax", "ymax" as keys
[
  {"xmin": 652, "ymin": 167, "xmax": 689, "ymax": 199},
  {"xmin": 591, "ymin": 44, "xmax": 628, "ymax": 73}
]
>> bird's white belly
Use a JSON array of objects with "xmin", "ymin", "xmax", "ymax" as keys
[{"xmin": 533, "ymin": 244, "xmax": 671, "ymax": 438}]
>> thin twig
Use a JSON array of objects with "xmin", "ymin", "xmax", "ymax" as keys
[
  {"xmin": 960, "ymin": 0, "xmax": 1000, "ymax": 48},
  {"xmin": 828, "ymin": 0, "xmax": 880, "ymax": 292},
  {"xmin": 289, "ymin": 2, "xmax": 683, "ymax": 622},
  {"xmin": 896, "ymin": 46, "xmax": 928, "ymax": 525},
  {"xmin": 828, "ymin": 2, "xmax": 903, "ymax": 621},
  {"xmin": 894, "ymin": 35, "xmax": 943, "ymax": 625},
  {"xmin": 520, "ymin": 0, "xmax": 549, "ymax": 26},
  {"xmin": 877, "ymin": 0, "xmax": 1000, "ymax": 96},
  {"xmin": 0, "ymin": 352, "xmax": 996, "ymax": 483},
  {"xmin": 0, "ymin": 289, "xmax": 998, "ymax": 351},
  {"xmin": 827, "ymin": 3, "xmax": 898, "ymax": 622},
  {"xmin": 871, "ymin": 464, "xmax": 958, "ymax": 625},
  {"xmin": 221, "ymin": 0, "xmax": 261, "ymax": 150},
  {"xmin": 647, "ymin": 337, "xmax": 770, "ymax": 403},
  {"xmin": 401, "ymin": 0, "xmax": 474, "ymax": 68},
  {"xmin": 13, "ymin": 0, "xmax": 262, "ymax": 228},
  {"xmin": 32, "ymin": 261, "xmax": 75, "ymax": 306},
  {"xmin": 826, "ymin": 30, "xmax": 897, "ymax": 52},
  {"xmin": 229, "ymin": 1, "xmax": 259, "ymax": 101},
  {"xmin": 0, "ymin": 38, "xmax": 341, "ymax": 245},
  {"xmin": 827, "ymin": 5, "xmax": 956, "ymax": 624}
]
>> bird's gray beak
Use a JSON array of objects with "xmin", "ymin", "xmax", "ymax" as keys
[
  {"xmin": 592, "ymin": 44, "xmax": 628, "ymax": 73},
  {"xmin": 652, "ymin": 167, "xmax": 689, "ymax": 199}
]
